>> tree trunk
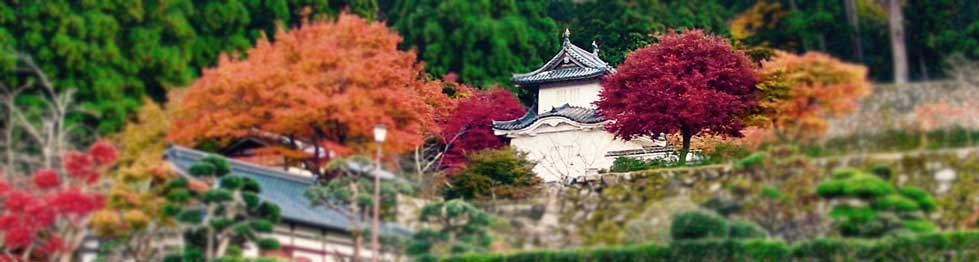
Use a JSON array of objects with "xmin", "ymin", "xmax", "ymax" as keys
[
  {"xmin": 844, "ymin": 0, "xmax": 864, "ymax": 62},
  {"xmin": 918, "ymin": 55, "xmax": 930, "ymax": 81},
  {"xmin": 888, "ymin": 0, "xmax": 909, "ymax": 83},
  {"xmin": 352, "ymin": 233, "xmax": 362, "ymax": 262},
  {"xmin": 678, "ymin": 129, "xmax": 692, "ymax": 166}
]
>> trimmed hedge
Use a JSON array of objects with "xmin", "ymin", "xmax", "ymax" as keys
[{"xmin": 440, "ymin": 231, "xmax": 979, "ymax": 262}]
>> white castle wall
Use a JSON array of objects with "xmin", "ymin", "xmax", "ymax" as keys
[{"xmin": 537, "ymin": 80, "xmax": 602, "ymax": 113}]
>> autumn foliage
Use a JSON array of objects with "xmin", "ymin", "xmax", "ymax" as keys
[
  {"xmin": 598, "ymin": 30, "xmax": 758, "ymax": 165},
  {"xmin": 169, "ymin": 14, "xmax": 451, "ymax": 176},
  {"xmin": 439, "ymin": 88, "xmax": 525, "ymax": 171},
  {"xmin": 755, "ymin": 51, "xmax": 871, "ymax": 141},
  {"xmin": 0, "ymin": 141, "xmax": 116, "ymax": 261}
]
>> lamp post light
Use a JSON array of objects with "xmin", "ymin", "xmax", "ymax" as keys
[{"xmin": 371, "ymin": 124, "xmax": 386, "ymax": 262}]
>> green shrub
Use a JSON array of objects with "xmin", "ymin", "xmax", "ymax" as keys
[
  {"xmin": 819, "ymin": 167, "xmax": 939, "ymax": 237},
  {"xmin": 610, "ymin": 157, "xmax": 675, "ymax": 172},
  {"xmin": 439, "ymin": 232, "xmax": 979, "ymax": 262},
  {"xmin": 735, "ymin": 152, "xmax": 765, "ymax": 170},
  {"xmin": 729, "ymin": 220, "xmax": 768, "ymax": 239},
  {"xmin": 670, "ymin": 210, "xmax": 729, "ymax": 240},
  {"xmin": 443, "ymin": 147, "xmax": 541, "ymax": 200}
]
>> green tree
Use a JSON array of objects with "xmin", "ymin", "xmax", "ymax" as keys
[
  {"xmin": 817, "ymin": 167, "xmax": 938, "ymax": 238},
  {"xmin": 904, "ymin": 0, "xmax": 979, "ymax": 80},
  {"xmin": 556, "ymin": 0, "xmax": 733, "ymax": 66},
  {"xmin": 0, "ymin": 0, "xmax": 198, "ymax": 133},
  {"xmin": 442, "ymin": 147, "xmax": 541, "ymax": 201},
  {"xmin": 0, "ymin": 1, "xmax": 369, "ymax": 133},
  {"xmin": 161, "ymin": 156, "xmax": 282, "ymax": 260},
  {"xmin": 407, "ymin": 199, "xmax": 492, "ymax": 261},
  {"xmin": 304, "ymin": 156, "xmax": 411, "ymax": 262},
  {"xmin": 387, "ymin": 0, "xmax": 559, "ymax": 92}
]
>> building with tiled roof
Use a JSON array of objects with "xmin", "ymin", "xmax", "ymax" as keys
[
  {"xmin": 163, "ymin": 145, "xmax": 410, "ymax": 262},
  {"xmin": 494, "ymin": 29, "xmax": 671, "ymax": 183}
]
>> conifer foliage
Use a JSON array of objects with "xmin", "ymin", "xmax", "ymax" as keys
[
  {"xmin": 0, "ymin": 141, "xmax": 117, "ymax": 261},
  {"xmin": 160, "ymin": 156, "xmax": 281, "ymax": 260},
  {"xmin": 597, "ymin": 30, "xmax": 757, "ymax": 165}
]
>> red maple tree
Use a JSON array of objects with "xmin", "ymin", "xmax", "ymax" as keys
[
  {"xmin": 0, "ymin": 141, "xmax": 116, "ymax": 262},
  {"xmin": 168, "ymin": 14, "xmax": 451, "ymax": 177},
  {"xmin": 439, "ymin": 88, "xmax": 526, "ymax": 171},
  {"xmin": 597, "ymin": 30, "xmax": 758, "ymax": 165}
]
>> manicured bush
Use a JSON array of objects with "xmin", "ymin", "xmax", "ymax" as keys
[
  {"xmin": 670, "ymin": 210, "xmax": 729, "ymax": 240},
  {"xmin": 729, "ymin": 220, "xmax": 769, "ymax": 239},
  {"xmin": 438, "ymin": 231, "xmax": 979, "ymax": 262},
  {"xmin": 735, "ymin": 152, "xmax": 765, "ymax": 170}
]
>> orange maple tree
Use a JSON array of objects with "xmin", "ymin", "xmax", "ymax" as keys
[
  {"xmin": 169, "ymin": 14, "xmax": 451, "ymax": 177},
  {"xmin": 754, "ymin": 51, "xmax": 872, "ymax": 141}
]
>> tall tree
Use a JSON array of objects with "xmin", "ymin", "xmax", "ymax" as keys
[
  {"xmin": 843, "ymin": 0, "xmax": 864, "ymax": 62},
  {"xmin": 0, "ymin": 1, "xmax": 371, "ymax": 133},
  {"xmin": 168, "ymin": 14, "xmax": 452, "ymax": 178},
  {"xmin": 559, "ymin": 0, "xmax": 733, "ymax": 66},
  {"xmin": 597, "ymin": 30, "xmax": 757, "ymax": 165},
  {"xmin": 888, "ymin": 0, "xmax": 909, "ymax": 83},
  {"xmin": 904, "ymin": 0, "xmax": 979, "ymax": 80},
  {"xmin": 387, "ymin": 0, "xmax": 559, "ymax": 93}
]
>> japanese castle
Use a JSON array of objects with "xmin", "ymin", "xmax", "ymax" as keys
[{"xmin": 493, "ymin": 29, "xmax": 670, "ymax": 183}]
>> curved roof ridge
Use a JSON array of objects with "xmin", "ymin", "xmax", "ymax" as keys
[{"xmin": 511, "ymin": 31, "xmax": 612, "ymax": 86}]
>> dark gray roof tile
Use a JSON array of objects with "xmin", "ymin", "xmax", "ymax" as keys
[
  {"xmin": 492, "ymin": 104, "xmax": 604, "ymax": 131},
  {"xmin": 164, "ymin": 145, "xmax": 410, "ymax": 236},
  {"xmin": 512, "ymin": 33, "xmax": 612, "ymax": 86}
]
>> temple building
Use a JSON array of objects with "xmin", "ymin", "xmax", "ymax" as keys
[{"xmin": 493, "ymin": 30, "xmax": 671, "ymax": 183}]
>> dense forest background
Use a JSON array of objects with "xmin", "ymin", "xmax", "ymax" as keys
[{"xmin": 2, "ymin": 0, "xmax": 977, "ymax": 134}]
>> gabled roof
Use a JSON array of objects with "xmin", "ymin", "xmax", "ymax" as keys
[
  {"xmin": 492, "ymin": 103, "xmax": 604, "ymax": 131},
  {"xmin": 511, "ymin": 29, "xmax": 612, "ymax": 86},
  {"xmin": 164, "ymin": 145, "xmax": 410, "ymax": 236}
]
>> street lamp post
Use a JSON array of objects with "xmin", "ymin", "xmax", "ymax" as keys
[{"xmin": 371, "ymin": 124, "xmax": 387, "ymax": 262}]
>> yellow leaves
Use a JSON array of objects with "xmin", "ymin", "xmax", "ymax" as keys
[
  {"xmin": 123, "ymin": 210, "xmax": 151, "ymax": 231},
  {"xmin": 91, "ymin": 210, "xmax": 123, "ymax": 236},
  {"xmin": 94, "ymin": 95, "xmax": 178, "ymax": 237},
  {"xmin": 756, "ymin": 51, "xmax": 872, "ymax": 141},
  {"xmin": 729, "ymin": 0, "xmax": 787, "ymax": 42}
]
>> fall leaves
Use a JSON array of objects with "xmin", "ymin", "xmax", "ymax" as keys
[
  {"xmin": 755, "ymin": 51, "xmax": 872, "ymax": 142},
  {"xmin": 169, "ymin": 14, "xmax": 453, "ymax": 174},
  {"xmin": 0, "ymin": 141, "xmax": 117, "ymax": 261}
]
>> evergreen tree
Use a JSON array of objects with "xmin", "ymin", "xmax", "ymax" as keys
[
  {"xmin": 557, "ymin": 0, "xmax": 733, "ymax": 66},
  {"xmin": 387, "ymin": 0, "xmax": 559, "ymax": 93},
  {"xmin": 161, "ymin": 156, "xmax": 281, "ymax": 260}
]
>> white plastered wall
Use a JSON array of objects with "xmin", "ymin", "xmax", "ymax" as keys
[
  {"xmin": 504, "ymin": 118, "xmax": 658, "ymax": 182},
  {"xmin": 536, "ymin": 80, "xmax": 602, "ymax": 113}
]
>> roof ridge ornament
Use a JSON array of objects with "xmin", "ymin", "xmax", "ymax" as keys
[
  {"xmin": 563, "ymin": 28, "xmax": 570, "ymax": 41},
  {"xmin": 592, "ymin": 40, "xmax": 599, "ymax": 56}
]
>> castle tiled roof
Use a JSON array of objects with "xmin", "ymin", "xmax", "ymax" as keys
[
  {"xmin": 492, "ymin": 104, "xmax": 604, "ymax": 131},
  {"xmin": 164, "ymin": 145, "xmax": 410, "ymax": 236},
  {"xmin": 511, "ymin": 29, "xmax": 612, "ymax": 86}
]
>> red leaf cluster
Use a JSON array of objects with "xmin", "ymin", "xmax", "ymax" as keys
[
  {"xmin": 439, "ymin": 88, "xmax": 525, "ymax": 171},
  {"xmin": 597, "ymin": 30, "xmax": 757, "ymax": 140},
  {"xmin": 0, "ymin": 142, "xmax": 115, "ymax": 260},
  {"xmin": 31, "ymin": 169, "xmax": 60, "ymax": 189}
]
